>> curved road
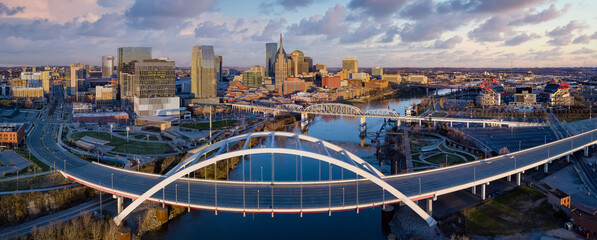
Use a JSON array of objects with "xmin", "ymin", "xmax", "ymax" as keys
[{"xmin": 28, "ymin": 122, "xmax": 597, "ymax": 225}]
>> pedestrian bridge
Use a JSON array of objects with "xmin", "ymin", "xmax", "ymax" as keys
[{"xmin": 58, "ymin": 129, "xmax": 597, "ymax": 228}]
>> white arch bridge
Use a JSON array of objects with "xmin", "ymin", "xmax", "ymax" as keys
[
  {"xmin": 231, "ymin": 103, "xmax": 546, "ymax": 128},
  {"xmin": 58, "ymin": 129, "xmax": 597, "ymax": 228}
]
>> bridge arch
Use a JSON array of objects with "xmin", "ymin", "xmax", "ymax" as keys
[
  {"xmin": 275, "ymin": 104, "xmax": 304, "ymax": 112},
  {"xmin": 114, "ymin": 132, "xmax": 436, "ymax": 226},
  {"xmin": 365, "ymin": 108, "xmax": 400, "ymax": 117},
  {"xmin": 304, "ymin": 103, "xmax": 363, "ymax": 115}
]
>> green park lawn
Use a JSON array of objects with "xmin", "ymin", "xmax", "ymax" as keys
[
  {"xmin": 181, "ymin": 119, "xmax": 239, "ymax": 130},
  {"xmin": 70, "ymin": 131, "xmax": 175, "ymax": 155}
]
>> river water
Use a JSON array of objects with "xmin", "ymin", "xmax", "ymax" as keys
[{"xmin": 144, "ymin": 89, "xmax": 452, "ymax": 240}]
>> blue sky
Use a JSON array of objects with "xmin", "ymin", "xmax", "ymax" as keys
[{"xmin": 0, "ymin": 0, "xmax": 596, "ymax": 68}]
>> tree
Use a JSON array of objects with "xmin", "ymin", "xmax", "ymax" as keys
[
  {"xmin": 499, "ymin": 147, "xmax": 510, "ymax": 155},
  {"xmin": 23, "ymin": 99, "xmax": 34, "ymax": 109},
  {"xmin": 0, "ymin": 100, "xmax": 10, "ymax": 107}
]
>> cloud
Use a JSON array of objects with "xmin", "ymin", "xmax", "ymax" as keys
[
  {"xmin": 509, "ymin": 4, "xmax": 569, "ymax": 26},
  {"xmin": 339, "ymin": 21, "xmax": 381, "ymax": 44},
  {"xmin": 437, "ymin": 0, "xmax": 546, "ymax": 14},
  {"xmin": 573, "ymin": 35, "xmax": 591, "ymax": 44},
  {"xmin": 275, "ymin": 0, "xmax": 313, "ymax": 10},
  {"xmin": 287, "ymin": 4, "xmax": 348, "ymax": 38},
  {"xmin": 251, "ymin": 18, "xmax": 286, "ymax": 41},
  {"xmin": 504, "ymin": 33, "xmax": 540, "ymax": 46},
  {"xmin": 570, "ymin": 47, "xmax": 596, "ymax": 55},
  {"xmin": 592, "ymin": 31, "xmax": 597, "ymax": 39},
  {"xmin": 0, "ymin": 3, "xmax": 24, "ymax": 16},
  {"xmin": 96, "ymin": 0, "xmax": 126, "ymax": 8},
  {"xmin": 547, "ymin": 20, "xmax": 585, "ymax": 46},
  {"xmin": 399, "ymin": 0, "xmax": 434, "ymax": 20},
  {"xmin": 348, "ymin": 0, "xmax": 409, "ymax": 19},
  {"xmin": 379, "ymin": 26, "xmax": 400, "ymax": 43},
  {"xmin": 78, "ymin": 12, "xmax": 123, "ymax": 37},
  {"xmin": 194, "ymin": 21, "xmax": 229, "ymax": 38},
  {"xmin": 431, "ymin": 35, "xmax": 463, "ymax": 49},
  {"xmin": 125, "ymin": 0, "xmax": 216, "ymax": 29},
  {"xmin": 468, "ymin": 16, "xmax": 511, "ymax": 42},
  {"xmin": 0, "ymin": 17, "xmax": 75, "ymax": 40}
]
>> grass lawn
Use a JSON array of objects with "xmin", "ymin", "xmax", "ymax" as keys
[
  {"xmin": 131, "ymin": 134, "xmax": 159, "ymax": 141},
  {"xmin": 181, "ymin": 119, "xmax": 239, "ymax": 130},
  {"xmin": 70, "ymin": 131, "xmax": 175, "ymax": 155},
  {"xmin": 425, "ymin": 152, "xmax": 465, "ymax": 165},
  {"xmin": 464, "ymin": 186, "xmax": 562, "ymax": 236}
]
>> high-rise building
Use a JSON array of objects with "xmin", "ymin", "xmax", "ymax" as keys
[
  {"xmin": 133, "ymin": 60, "xmax": 176, "ymax": 98},
  {"xmin": 131, "ymin": 59, "xmax": 180, "ymax": 117},
  {"xmin": 190, "ymin": 45, "xmax": 217, "ymax": 102},
  {"xmin": 102, "ymin": 56, "xmax": 114, "ymax": 78},
  {"xmin": 69, "ymin": 63, "xmax": 85, "ymax": 96},
  {"xmin": 315, "ymin": 64, "xmax": 327, "ymax": 72},
  {"xmin": 242, "ymin": 71, "xmax": 263, "ymax": 88},
  {"xmin": 372, "ymin": 67, "xmax": 383, "ymax": 79},
  {"xmin": 117, "ymin": 47, "xmax": 151, "ymax": 103},
  {"xmin": 215, "ymin": 55, "xmax": 223, "ymax": 82},
  {"xmin": 304, "ymin": 56, "xmax": 313, "ymax": 73},
  {"xmin": 266, "ymin": 43, "xmax": 277, "ymax": 78},
  {"xmin": 117, "ymin": 47, "xmax": 152, "ymax": 74},
  {"xmin": 342, "ymin": 58, "xmax": 358, "ymax": 73},
  {"xmin": 290, "ymin": 50, "xmax": 304, "ymax": 76},
  {"xmin": 274, "ymin": 34, "xmax": 292, "ymax": 93}
]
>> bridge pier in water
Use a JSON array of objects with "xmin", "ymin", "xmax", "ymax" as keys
[
  {"xmin": 360, "ymin": 117, "xmax": 367, "ymax": 136},
  {"xmin": 300, "ymin": 113, "xmax": 309, "ymax": 131}
]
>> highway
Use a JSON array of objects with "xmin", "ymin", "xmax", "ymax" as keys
[
  {"xmin": 0, "ymin": 196, "xmax": 115, "ymax": 239},
  {"xmin": 26, "ymin": 117, "xmax": 597, "ymax": 225}
]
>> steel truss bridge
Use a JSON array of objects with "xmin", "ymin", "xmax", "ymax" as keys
[{"xmin": 230, "ymin": 103, "xmax": 545, "ymax": 127}]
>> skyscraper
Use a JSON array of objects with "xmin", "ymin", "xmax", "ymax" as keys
[
  {"xmin": 117, "ymin": 47, "xmax": 152, "ymax": 74},
  {"xmin": 69, "ymin": 63, "xmax": 85, "ymax": 96},
  {"xmin": 274, "ymin": 34, "xmax": 292, "ymax": 93},
  {"xmin": 191, "ymin": 45, "xmax": 217, "ymax": 102},
  {"xmin": 266, "ymin": 43, "xmax": 277, "ymax": 78},
  {"xmin": 117, "ymin": 47, "xmax": 151, "ymax": 103},
  {"xmin": 342, "ymin": 58, "xmax": 358, "ymax": 73},
  {"xmin": 215, "ymin": 55, "xmax": 223, "ymax": 82},
  {"xmin": 102, "ymin": 56, "xmax": 114, "ymax": 78},
  {"xmin": 132, "ymin": 59, "xmax": 180, "ymax": 117},
  {"xmin": 290, "ymin": 50, "xmax": 304, "ymax": 76}
]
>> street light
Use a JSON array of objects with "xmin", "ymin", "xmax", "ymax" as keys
[
  {"xmin": 126, "ymin": 127, "xmax": 130, "ymax": 143},
  {"xmin": 510, "ymin": 155, "xmax": 516, "ymax": 170}
]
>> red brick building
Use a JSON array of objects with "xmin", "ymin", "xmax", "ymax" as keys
[
  {"xmin": 283, "ymin": 78, "xmax": 306, "ymax": 95},
  {"xmin": 322, "ymin": 76, "xmax": 341, "ymax": 88},
  {"xmin": 73, "ymin": 112, "xmax": 129, "ymax": 124},
  {"xmin": 0, "ymin": 123, "xmax": 24, "ymax": 146}
]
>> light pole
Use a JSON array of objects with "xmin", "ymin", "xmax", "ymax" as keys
[
  {"xmin": 126, "ymin": 127, "xmax": 130, "ymax": 143},
  {"xmin": 510, "ymin": 155, "xmax": 516, "ymax": 170}
]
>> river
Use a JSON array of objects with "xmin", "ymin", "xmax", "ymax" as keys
[{"xmin": 144, "ymin": 88, "xmax": 452, "ymax": 240}]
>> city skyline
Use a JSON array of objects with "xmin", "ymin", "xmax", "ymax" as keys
[{"xmin": 0, "ymin": 0, "xmax": 596, "ymax": 68}]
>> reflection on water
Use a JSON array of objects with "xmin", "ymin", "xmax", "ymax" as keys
[{"xmin": 146, "ymin": 89, "xmax": 451, "ymax": 239}]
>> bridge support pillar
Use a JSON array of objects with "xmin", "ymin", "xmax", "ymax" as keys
[
  {"xmin": 481, "ymin": 184, "xmax": 486, "ymax": 200},
  {"xmin": 397, "ymin": 120, "xmax": 401, "ymax": 127},
  {"xmin": 450, "ymin": 121, "xmax": 453, "ymax": 128},
  {"xmin": 507, "ymin": 175, "xmax": 511, "ymax": 181},
  {"xmin": 360, "ymin": 117, "xmax": 367, "ymax": 134},
  {"xmin": 466, "ymin": 122, "xmax": 469, "ymax": 128},
  {"xmin": 544, "ymin": 163, "xmax": 549, "ymax": 173},
  {"xmin": 427, "ymin": 198, "xmax": 433, "ymax": 216},
  {"xmin": 117, "ymin": 195, "xmax": 124, "ymax": 214},
  {"xmin": 584, "ymin": 146, "xmax": 589, "ymax": 157},
  {"xmin": 471, "ymin": 185, "xmax": 476, "ymax": 195},
  {"xmin": 516, "ymin": 172, "xmax": 521, "ymax": 186},
  {"xmin": 418, "ymin": 119, "xmax": 421, "ymax": 126},
  {"xmin": 566, "ymin": 155, "xmax": 570, "ymax": 162},
  {"xmin": 300, "ymin": 113, "xmax": 309, "ymax": 131},
  {"xmin": 535, "ymin": 166, "xmax": 539, "ymax": 170},
  {"xmin": 483, "ymin": 122, "xmax": 486, "ymax": 128}
]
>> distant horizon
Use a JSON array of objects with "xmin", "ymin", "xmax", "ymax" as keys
[{"xmin": 0, "ymin": 0, "xmax": 596, "ymax": 68}]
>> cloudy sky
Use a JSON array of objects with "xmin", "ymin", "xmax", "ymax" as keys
[{"xmin": 0, "ymin": 0, "xmax": 596, "ymax": 68}]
